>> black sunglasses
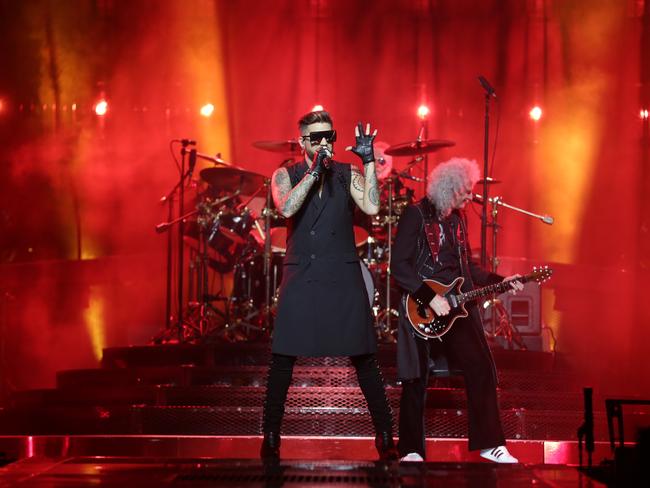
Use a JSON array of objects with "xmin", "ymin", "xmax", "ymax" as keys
[{"xmin": 303, "ymin": 130, "xmax": 337, "ymax": 145}]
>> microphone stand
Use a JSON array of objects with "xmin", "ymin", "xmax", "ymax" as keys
[
  {"xmin": 473, "ymin": 193, "xmax": 553, "ymax": 349},
  {"xmin": 480, "ymin": 91, "xmax": 491, "ymax": 268},
  {"xmin": 154, "ymin": 140, "xmax": 195, "ymax": 343}
]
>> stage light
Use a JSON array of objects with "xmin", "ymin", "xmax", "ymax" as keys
[
  {"xmin": 71, "ymin": 103, "xmax": 77, "ymax": 111},
  {"xmin": 417, "ymin": 105, "xmax": 430, "ymax": 119},
  {"xmin": 200, "ymin": 103, "xmax": 214, "ymax": 117},
  {"xmin": 529, "ymin": 106, "xmax": 543, "ymax": 121},
  {"xmin": 640, "ymin": 109, "xmax": 649, "ymax": 120},
  {"xmin": 94, "ymin": 99, "xmax": 108, "ymax": 116},
  {"xmin": 311, "ymin": 104, "xmax": 324, "ymax": 112},
  {"xmin": 0, "ymin": 98, "xmax": 5, "ymax": 113}
]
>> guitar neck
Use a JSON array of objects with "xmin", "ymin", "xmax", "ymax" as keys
[{"xmin": 457, "ymin": 274, "xmax": 533, "ymax": 304}]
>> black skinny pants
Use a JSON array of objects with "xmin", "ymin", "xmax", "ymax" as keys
[{"xmin": 262, "ymin": 353, "xmax": 393, "ymax": 434}]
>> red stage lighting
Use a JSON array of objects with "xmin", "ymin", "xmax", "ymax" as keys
[
  {"xmin": 529, "ymin": 106, "xmax": 542, "ymax": 121},
  {"xmin": 640, "ymin": 109, "xmax": 649, "ymax": 120},
  {"xmin": 0, "ymin": 98, "xmax": 5, "ymax": 113},
  {"xmin": 417, "ymin": 105, "xmax": 430, "ymax": 120},
  {"xmin": 94, "ymin": 100, "xmax": 108, "ymax": 116},
  {"xmin": 200, "ymin": 103, "xmax": 214, "ymax": 117}
]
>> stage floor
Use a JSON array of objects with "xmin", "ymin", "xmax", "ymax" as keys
[{"xmin": 0, "ymin": 457, "xmax": 607, "ymax": 487}]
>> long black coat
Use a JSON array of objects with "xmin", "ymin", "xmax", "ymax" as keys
[
  {"xmin": 271, "ymin": 161, "xmax": 376, "ymax": 357},
  {"xmin": 390, "ymin": 199, "xmax": 503, "ymax": 380}
]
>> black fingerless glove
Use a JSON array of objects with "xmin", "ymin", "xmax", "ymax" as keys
[
  {"xmin": 350, "ymin": 122, "xmax": 375, "ymax": 166},
  {"xmin": 308, "ymin": 149, "xmax": 330, "ymax": 180}
]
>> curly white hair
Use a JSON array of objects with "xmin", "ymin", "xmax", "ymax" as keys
[{"xmin": 426, "ymin": 157, "xmax": 480, "ymax": 215}]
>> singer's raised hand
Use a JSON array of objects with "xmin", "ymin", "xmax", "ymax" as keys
[{"xmin": 346, "ymin": 122, "xmax": 377, "ymax": 166}]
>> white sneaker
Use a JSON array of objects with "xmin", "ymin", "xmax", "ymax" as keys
[
  {"xmin": 479, "ymin": 446, "xmax": 518, "ymax": 464},
  {"xmin": 399, "ymin": 452, "xmax": 424, "ymax": 462}
]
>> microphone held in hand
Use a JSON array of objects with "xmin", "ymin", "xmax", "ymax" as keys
[{"xmin": 308, "ymin": 148, "xmax": 331, "ymax": 180}]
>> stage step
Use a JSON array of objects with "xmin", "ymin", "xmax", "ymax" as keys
[
  {"xmin": 1, "ymin": 343, "xmax": 613, "ymax": 444},
  {"xmin": 55, "ymin": 365, "xmax": 582, "ymax": 392},
  {"xmin": 10, "ymin": 384, "xmax": 596, "ymax": 412},
  {"xmin": 100, "ymin": 343, "xmax": 558, "ymax": 371},
  {"xmin": 0, "ymin": 404, "xmax": 621, "ymax": 441}
]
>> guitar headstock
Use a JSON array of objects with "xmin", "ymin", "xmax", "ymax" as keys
[{"xmin": 530, "ymin": 265, "xmax": 553, "ymax": 284}]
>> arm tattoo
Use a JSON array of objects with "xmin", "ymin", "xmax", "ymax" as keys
[
  {"xmin": 364, "ymin": 165, "xmax": 380, "ymax": 212},
  {"xmin": 369, "ymin": 186, "xmax": 380, "ymax": 206},
  {"xmin": 272, "ymin": 168, "xmax": 316, "ymax": 217},
  {"xmin": 350, "ymin": 165, "xmax": 380, "ymax": 214},
  {"xmin": 284, "ymin": 179, "xmax": 314, "ymax": 215},
  {"xmin": 351, "ymin": 171, "xmax": 364, "ymax": 193}
]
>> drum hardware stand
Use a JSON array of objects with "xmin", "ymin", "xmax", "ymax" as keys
[
  {"xmin": 153, "ymin": 178, "xmax": 239, "ymax": 343},
  {"xmin": 418, "ymin": 116, "xmax": 429, "ymax": 195},
  {"xmin": 262, "ymin": 178, "xmax": 274, "ymax": 332},
  {"xmin": 374, "ymin": 175, "xmax": 399, "ymax": 342},
  {"xmin": 475, "ymin": 193, "xmax": 554, "ymax": 349},
  {"xmin": 220, "ymin": 180, "xmax": 275, "ymax": 337},
  {"xmin": 184, "ymin": 217, "xmax": 230, "ymax": 343}
]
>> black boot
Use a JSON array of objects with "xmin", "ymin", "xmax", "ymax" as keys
[
  {"xmin": 260, "ymin": 432, "xmax": 281, "ymax": 462},
  {"xmin": 375, "ymin": 432, "xmax": 399, "ymax": 461}
]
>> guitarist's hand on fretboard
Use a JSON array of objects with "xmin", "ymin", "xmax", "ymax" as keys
[
  {"xmin": 502, "ymin": 274, "xmax": 524, "ymax": 295},
  {"xmin": 429, "ymin": 295, "xmax": 451, "ymax": 316}
]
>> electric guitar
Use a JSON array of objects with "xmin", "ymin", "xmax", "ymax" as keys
[{"xmin": 406, "ymin": 266, "xmax": 553, "ymax": 340}]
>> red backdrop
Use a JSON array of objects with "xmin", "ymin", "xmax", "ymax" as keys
[{"xmin": 0, "ymin": 0, "xmax": 648, "ymax": 395}]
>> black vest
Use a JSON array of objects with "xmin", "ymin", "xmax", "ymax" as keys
[{"xmin": 271, "ymin": 161, "xmax": 376, "ymax": 357}]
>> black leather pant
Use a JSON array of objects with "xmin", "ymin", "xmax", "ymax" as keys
[
  {"xmin": 262, "ymin": 353, "xmax": 393, "ymax": 434},
  {"xmin": 398, "ymin": 314, "xmax": 505, "ymax": 457}
]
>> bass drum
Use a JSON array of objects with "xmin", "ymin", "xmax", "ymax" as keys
[{"xmin": 231, "ymin": 252, "xmax": 284, "ymax": 312}]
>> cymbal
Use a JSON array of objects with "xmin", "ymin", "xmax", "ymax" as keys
[
  {"xmin": 384, "ymin": 139, "xmax": 455, "ymax": 156},
  {"xmin": 253, "ymin": 140, "xmax": 301, "ymax": 154},
  {"xmin": 477, "ymin": 177, "xmax": 501, "ymax": 184},
  {"xmin": 199, "ymin": 166, "xmax": 266, "ymax": 196},
  {"xmin": 196, "ymin": 151, "xmax": 230, "ymax": 166}
]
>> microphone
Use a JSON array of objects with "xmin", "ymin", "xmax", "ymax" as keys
[
  {"xmin": 417, "ymin": 125, "xmax": 425, "ymax": 142},
  {"xmin": 173, "ymin": 138, "xmax": 196, "ymax": 146},
  {"xmin": 155, "ymin": 222, "xmax": 171, "ymax": 233},
  {"xmin": 478, "ymin": 75, "xmax": 497, "ymax": 98},
  {"xmin": 397, "ymin": 170, "xmax": 424, "ymax": 182},
  {"xmin": 188, "ymin": 148, "xmax": 197, "ymax": 178},
  {"xmin": 402, "ymin": 174, "xmax": 424, "ymax": 183},
  {"xmin": 319, "ymin": 147, "xmax": 332, "ymax": 169}
]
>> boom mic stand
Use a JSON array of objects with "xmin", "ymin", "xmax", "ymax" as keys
[
  {"xmin": 477, "ymin": 75, "xmax": 496, "ymax": 268},
  {"xmin": 474, "ymin": 193, "xmax": 554, "ymax": 348}
]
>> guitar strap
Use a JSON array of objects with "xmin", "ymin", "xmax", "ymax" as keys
[
  {"xmin": 417, "ymin": 201, "xmax": 472, "ymax": 282},
  {"xmin": 416, "ymin": 200, "xmax": 442, "ymax": 264}
]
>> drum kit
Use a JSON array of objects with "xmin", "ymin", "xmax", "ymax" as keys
[{"xmin": 154, "ymin": 135, "xmax": 457, "ymax": 344}]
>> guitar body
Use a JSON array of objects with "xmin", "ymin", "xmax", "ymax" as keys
[
  {"xmin": 405, "ymin": 266, "xmax": 553, "ymax": 341},
  {"xmin": 406, "ymin": 277, "xmax": 468, "ymax": 340}
]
